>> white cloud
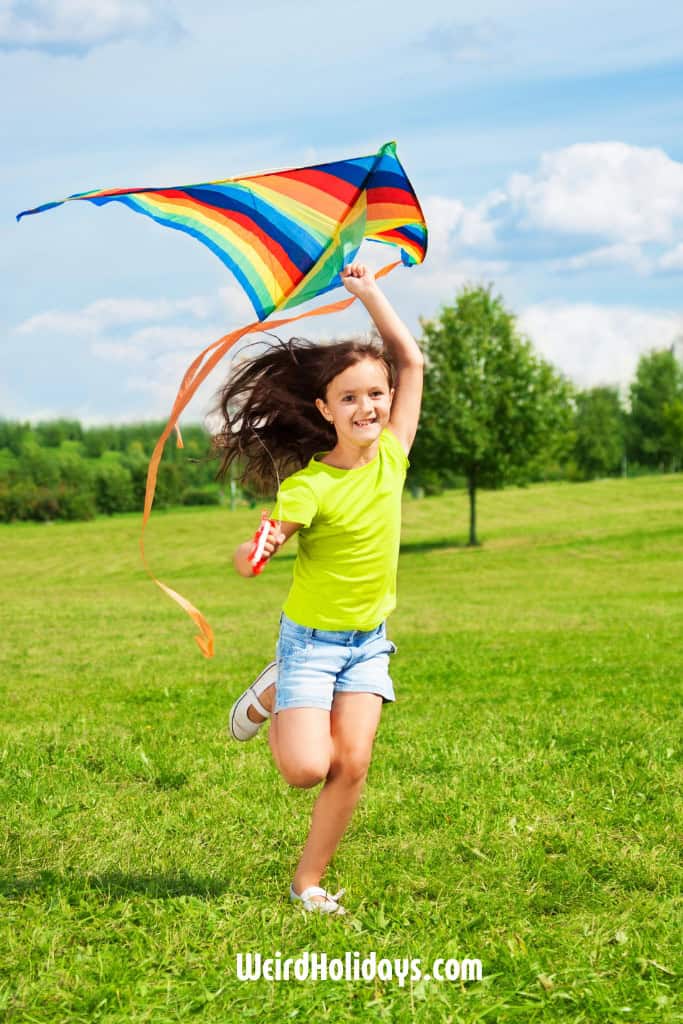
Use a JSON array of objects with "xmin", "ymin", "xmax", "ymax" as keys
[
  {"xmin": 558, "ymin": 243, "xmax": 652, "ymax": 275},
  {"xmin": 0, "ymin": 0, "xmax": 181, "ymax": 55},
  {"xmin": 121, "ymin": 324, "xmax": 216, "ymax": 350},
  {"xmin": 519, "ymin": 302, "xmax": 683, "ymax": 391},
  {"xmin": 16, "ymin": 295, "xmax": 213, "ymax": 336},
  {"xmin": 9, "ymin": 291, "xmax": 244, "ymax": 421},
  {"xmin": 422, "ymin": 194, "xmax": 500, "ymax": 258},
  {"xmin": 92, "ymin": 321, "xmax": 238, "ymax": 370},
  {"xmin": 90, "ymin": 341, "xmax": 147, "ymax": 363},
  {"xmin": 424, "ymin": 143, "xmax": 683, "ymax": 276},
  {"xmin": 409, "ymin": 260, "xmax": 510, "ymax": 317},
  {"xmin": 419, "ymin": 19, "xmax": 504, "ymax": 64},
  {"xmin": 125, "ymin": 348, "xmax": 225, "ymax": 423},
  {"xmin": 507, "ymin": 142, "xmax": 683, "ymax": 245},
  {"xmin": 659, "ymin": 244, "xmax": 683, "ymax": 270},
  {"xmin": 217, "ymin": 283, "xmax": 259, "ymax": 323}
]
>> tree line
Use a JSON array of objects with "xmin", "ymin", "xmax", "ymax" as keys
[
  {"xmin": 0, "ymin": 421, "xmax": 229, "ymax": 523},
  {"xmin": 1, "ymin": 285, "xmax": 682, "ymax": 528}
]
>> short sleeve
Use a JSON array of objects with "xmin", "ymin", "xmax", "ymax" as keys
[
  {"xmin": 382, "ymin": 427, "xmax": 410, "ymax": 470},
  {"xmin": 272, "ymin": 473, "xmax": 318, "ymax": 527}
]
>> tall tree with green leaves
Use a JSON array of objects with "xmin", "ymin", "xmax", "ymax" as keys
[
  {"xmin": 627, "ymin": 348, "xmax": 683, "ymax": 472},
  {"xmin": 412, "ymin": 285, "xmax": 573, "ymax": 545},
  {"xmin": 573, "ymin": 386, "xmax": 625, "ymax": 479}
]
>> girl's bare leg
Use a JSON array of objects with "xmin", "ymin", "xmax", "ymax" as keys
[
  {"xmin": 290, "ymin": 692, "xmax": 383, "ymax": 895},
  {"xmin": 268, "ymin": 706, "xmax": 332, "ymax": 787}
]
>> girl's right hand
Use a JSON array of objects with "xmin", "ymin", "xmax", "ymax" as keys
[
  {"xmin": 260, "ymin": 522, "xmax": 286, "ymax": 561},
  {"xmin": 248, "ymin": 515, "xmax": 287, "ymax": 573},
  {"xmin": 233, "ymin": 519, "xmax": 300, "ymax": 578}
]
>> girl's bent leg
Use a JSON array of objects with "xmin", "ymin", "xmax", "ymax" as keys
[
  {"xmin": 269, "ymin": 707, "xmax": 332, "ymax": 789},
  {"xmin": 292, "ymin": 692, "xmax": 383, "ymax": 896}
]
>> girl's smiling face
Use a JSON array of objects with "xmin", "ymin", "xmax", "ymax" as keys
[{"xmin": 315, "ymin": 357, "xmax": 394, "ymax": 448}]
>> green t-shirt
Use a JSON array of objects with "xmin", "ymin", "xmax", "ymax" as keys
[{"xmin": 272, "ymin": 427, "xmax": 409, "ymax": 630}]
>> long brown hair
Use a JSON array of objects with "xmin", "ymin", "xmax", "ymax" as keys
[{"xmin": 212, "ymin": 335, "xmax": 393, "ymax": 493}]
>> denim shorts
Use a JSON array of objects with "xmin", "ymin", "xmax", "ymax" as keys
[{"xmin": 274, "ymin": 612, "xmax": 397, "ymax": 713}]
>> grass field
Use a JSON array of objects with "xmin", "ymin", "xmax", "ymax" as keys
[{"xmin": 1, "ymin": 476, "xmax": 681, "ymax": 1022}]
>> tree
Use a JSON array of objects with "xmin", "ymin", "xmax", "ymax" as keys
[
  {"xmin": 627, "ymin": 348, "xmax": 683, "ymax": 472},
  {"xmin": 18, "ymin": 438, "xmax": 60, "ymax": 488},
  {"xmin": 94, "ymin": 455, "xmax": 135, "ymax": 515},
  {"xmin": 0, "ymin": 420, "xmax": 31, "ymax": 455},
  {"xmin": 34, "ymin": 419, "xmax": 83, "ymax": 447},
  {"xmin": 412, "ymin": 285, "xmax": 573, "ymax": 545},
  {"xmin": 573, "ymin": 387, "xmax": 625, "ymax": 479}
]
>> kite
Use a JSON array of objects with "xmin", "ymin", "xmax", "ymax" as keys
[{"xmin": 18, "ymin": 140, "xmax": 428, "ymax": 656}]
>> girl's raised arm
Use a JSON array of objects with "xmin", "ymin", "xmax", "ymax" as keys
[{"xmin": 341, "ymin": 264, "xmax": 423, "ymax": 455}]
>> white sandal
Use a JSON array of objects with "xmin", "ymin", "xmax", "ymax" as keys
[
  {"xmin": 229, "ymin": 662, "xmax": 277, "ymax": 741},
  {"xmin": 290, "ymin": 884, "xmax": 346, "ymax": 915}
]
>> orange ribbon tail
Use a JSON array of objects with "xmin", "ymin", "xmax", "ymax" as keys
[{"xmin": 141, "ymin": 260, "xmax": 402, "ymax": 657}]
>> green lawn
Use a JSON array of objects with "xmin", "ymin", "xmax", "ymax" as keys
[{"xmin": 1, "ymin": 476, "xmax": 681, "ymax": 1022}]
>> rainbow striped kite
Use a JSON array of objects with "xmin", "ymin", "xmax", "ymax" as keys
[
  {"xmin": 17, "ymin": 140, "xmax": 427, "ymax": 320},
  {"xmin": 18, "ymin": 140, "xmax": 428, "ymax": 656}
]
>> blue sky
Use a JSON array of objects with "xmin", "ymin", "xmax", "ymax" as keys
[{"xmin": 3, "ymin": 0, "xmax": 683, "ymax": 424}]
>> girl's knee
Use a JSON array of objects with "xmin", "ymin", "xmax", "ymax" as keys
[
  {"xmin": 281, "ymin": 755, "xmax": 329, "ymax": 789},
  {"xmin": 332, "ymin": 746, "xmax": 372, "ymax": 786}
]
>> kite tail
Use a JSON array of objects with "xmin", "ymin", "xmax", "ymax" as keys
[{"xmin": 142, "ymin": 260, "xmax": 402, "ymax": 657}]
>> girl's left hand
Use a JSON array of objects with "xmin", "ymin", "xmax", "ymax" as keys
[{"xmin": 341, "ymin": 262, "xmax": 376, "ymax": 297}]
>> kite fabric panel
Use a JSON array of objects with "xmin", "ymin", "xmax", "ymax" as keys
[
  {"xmin": 17, "ymin": 140, "xmax": 427, "ymax": 321},
  {"xmin": 17, "ymin": 141, "xmax": 428, "ymax": 657}
]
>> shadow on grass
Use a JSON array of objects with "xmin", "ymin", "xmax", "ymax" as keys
[
  {"xmin": 400, "ymin": 537, "xmax": 476, "ymax": 554},
  {"xmin": 0, "ymin": 869, "xmax": 229, "ymax": 900}
]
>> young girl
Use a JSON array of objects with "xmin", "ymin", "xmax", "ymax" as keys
[{"xmin": 218, "ymin": 263, "xmax": 423, "ymax": 914}]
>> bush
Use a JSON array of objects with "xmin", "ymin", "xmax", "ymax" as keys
[
  {"xmin": 0, "ymin": 485, "xmax": 15, "ymax": 522},
  {"xmin": 94, "ymin": 459, "xmax": 135, "ymax": 515},
  {"xmin": 0, "ymin": 482, "xmax": 59, "ymax": 521},
  {"xmin": 18, "ymin": 441, "xmax": 60, "ymax": 489},
  {"xmin": 181, "ymin": 487, "xmax": 221, "ymax": 506},
  {"xmin": 154, "ymin": 462, "xmax": 184, "ymax": 508},
  {"xmin": 0, "ymin": 449, "xmax": 20, "ymax": 486},
  {"xmin": 58, "ymin": 485, "xmax": 97, "ymax": 521}
]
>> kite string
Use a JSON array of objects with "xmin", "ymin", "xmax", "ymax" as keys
[{"xmin": 252, "ymin": 428, "xmax": 281, "ymax": 527}]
